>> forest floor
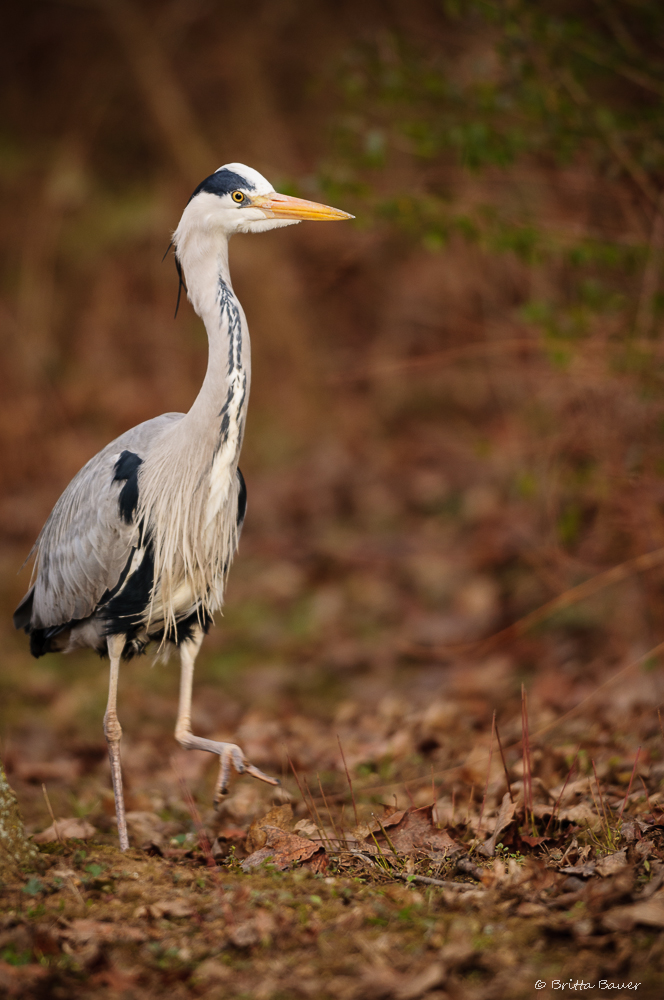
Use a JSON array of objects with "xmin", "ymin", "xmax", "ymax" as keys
[{"xmin": 1, "ymin": 622, "xmax": 663, "ymax": 1000}]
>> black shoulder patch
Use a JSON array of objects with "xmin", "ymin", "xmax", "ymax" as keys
[
  {"xmin": 189, "ymin": 168, "xmax": 256, "ymax": 203},
  {"xmin": 113, "ymin": 450, "xmax": 143, "ymax": 524},
  {"xmin": 13, "ymin": 586, "xmax": 34, "ymax": 631},
  {"xmin": 103, "ymin": 543, "xmax": 154, "ymax": 636},
  {"xmin": 237, "ymin": 467, "xmax": 247, "ymax": 527}
]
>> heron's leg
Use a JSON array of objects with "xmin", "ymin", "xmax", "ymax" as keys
[
  {"xmin": 175, "ymin": 625, "xmax": 279, "ymax": 805},
  {"xmin": 105, "ymin": 633, "xmax": 129, "ymax": 852}
]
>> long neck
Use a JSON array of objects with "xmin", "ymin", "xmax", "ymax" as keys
[{"xmin": 176, "ymin": 229, "xmax": 251, "ymax": 450}]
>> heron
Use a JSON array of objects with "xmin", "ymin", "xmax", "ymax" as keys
[{"xmin": 13, "ymin": 163, "xmax": 353, "ymax": 851}]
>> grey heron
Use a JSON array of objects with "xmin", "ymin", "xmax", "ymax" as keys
[{"xmin": 13, "ymin": 163, "xmax": 353, "ymax": 851}]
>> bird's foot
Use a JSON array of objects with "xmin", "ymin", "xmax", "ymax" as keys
[
  {"xmin": 212, "ymin": 742, "xmax": 279, "ymax": 807},
  {"xmin": 176, "ymin": 732, "xmax": 280, "ymax": 805}
]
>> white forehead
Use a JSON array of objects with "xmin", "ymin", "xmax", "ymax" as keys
[{"xmin": 217, "ymin": 162, "xmax": 274, "ymax": 195}]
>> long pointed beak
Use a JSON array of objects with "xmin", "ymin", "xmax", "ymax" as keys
[{"xmin": 250, "ymin": 192, "xmax": 354, "ymax": 221}]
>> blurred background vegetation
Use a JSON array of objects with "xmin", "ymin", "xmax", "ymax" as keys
[{"xmin": 1, "ymin": 0, "xmax": 664, "ymax": 827}]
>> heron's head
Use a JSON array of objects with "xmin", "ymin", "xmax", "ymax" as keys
[{"xmin": 176, "ymin": 162, "xmax": 353, "ymax": 241}]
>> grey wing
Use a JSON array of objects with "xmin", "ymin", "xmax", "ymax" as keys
[{"xmin": 16, "ymin": 413, "xmax": 183, "ymax": 630}]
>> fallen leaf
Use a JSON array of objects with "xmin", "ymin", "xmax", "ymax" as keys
[
  {"xmin": 557, "ymin": 803, "xmax": 602, "ymax": 828},
  {"xmin": 596, "ymin": 851, "xmax": 628, "ymax": 877},
  {"xmin": 147, "ymin": 898, "xmax": 194, "ymax": 919},
  {"xmin": 559, "ymin": 863, "xmax": 596, "ymax": 878},
  {"xmin": 520, "ymin": 834, "xmax": 551, "ymax": 848},
  {"xmin": 61, "ymin": 919, "xmax": 147, "ymax": 944},
  {"xmin": 516, "ymin": 900, "xmax": 547, "ymax": 917},
  {"xmin": 480, "ymin": 792, "xmax": 516, "ymax": 856},
  {"xmin": 293, "ymin": 818, "xmax": 318, "ymax": 837},
  {"xmin": 603, "ymin": 898, "xmax": 664, "ymax": 931},
  {"xmin": 33, "ymin": 817, "xmax": 96, "ymax": 843},
  {"xmin": 125, "ymin": 811, "xmax": 166, "ymax": 846},
  {"xmin": 241, "ymin": 825, "xmax": 326, "ymax": 871},
  {"xmin": 364, "ymin": 805, "xmax": 459, "ymax": 856},
  {"xmin": 15, "ymin": 758, "xmax": 82, "ymax": 784},
  {"xmin": 230, "ymin": 920, "xmax": 260, "ymax": 948},
  {"xmin": 0, "ymin": 961, "xmax": 48, "ymax": 998},
  {"xmin": 395, "ymin": 961, "xmax": 445, "ymax": 999},
  {"xmin": 193, "ymin": 958, "xmax": 233, "ymax": 983},
  {"xmin": 245, "ymin": 803, "xmax": 293, "ymax": 853},
  {"xmin": 358, "ymin": 962, "xmax": 445, "ymax": 1000}
]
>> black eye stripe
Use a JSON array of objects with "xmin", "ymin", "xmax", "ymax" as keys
[{"xmin": 187, "ymin": 169, "xmax": 256, "ymax": 203}]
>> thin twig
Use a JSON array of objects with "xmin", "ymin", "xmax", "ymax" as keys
[
  {"xmin": 591, "ymin": 759, "xmax": 612, "ymax": 843},
  {"xmin": 373, "ymin": 813, "xmax": 398, "ymax": 855},
  {"xmin": 638, "ymin": 774, "xmax": 657, "ymax": 820},
  {"xmin": 478, "ymin": 712, "xmax": 496, "ymax": 835},
  {"xmin": 545, "ymin": 747, "xmax": 580, "ymax": 834},
  {"xmin": 494, "ymin": 721, "xmax": 513, "ymax": 803},
  {"xmin": 464, "ymin": 784, "xmax": 475, "ymax": 826},
  {"xmin": 521, "ymin": 686, "xmax": 534, "ymax": 833},
  {"xmin": 287, "ymin": 755, "xmax": 317, "ymax": 828},
  {"xmin": 318, "ymin": 773, "xmax": 345, "ymax": 848},
  {"xmin": 409, "ymin": 548, "xmax": 664, "ymax": 661},
  {"xmin": 41, "ymin": 784, "xmax": 63, "ymax": 846},
  {"xmin": 636, "ymin": 191, "xmax": 664, "ymax": 338},
  {"xmin": 171, "ymin": 760, "xmax": 214, "ymax": 869},
  {"xmin": 343, "ymin": 642, "xmax": 664, "ymax": 800},
  {"xmin": 337, "ymin": 736, "xmax": 358, "ymax": 826},
  {"xmin": 171, "ymin": 758, "xmax": 233, "ymax": 921},
  {"xmin": 303, "ymin": 776, "xmax": 333, "ymax": 852},
  {"xmin": 618, "ymin": 747, "xmax": 641, "ymax": 822},
  {"xmin": 393, "ymin": 871, "xmax": 484, "ymax": 891}
]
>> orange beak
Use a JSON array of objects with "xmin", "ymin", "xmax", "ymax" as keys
[{"xmin": 249, "ymin": 192, "xmax": 354, "ymax": 221}]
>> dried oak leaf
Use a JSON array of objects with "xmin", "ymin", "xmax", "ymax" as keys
[
  {"xmin": 603, "ymin": 896, "xmax": 664, "ymax": 932},
  {"xmin": 33, "ymin": 817, "xmax": 96, "ymax": 843},
  {"xmin": 229, "ymin": 909, "xmax": 275, "ymax": 948},
  {"xmin": 60, "ymin": 919, "xmax": 147, "ymax": 944},
  {"xmin": 560, "ymin": 863, "xmax": 596, "ymax": 878},
  {"xmin": 358, "ymin": 961, "xmax": 445, "ymax": 1000},
  {"xmin": 241, "ymin": 825, "xmax": 326, "ymax": 872},
  {"xmin": 245, "ymin": 803, "xmax": 293, "ymax": 853},
  {"xmin": 596, "ymin": 850, "xmax": 628, "ymax": 877},
  {"xmin": 15, "ymin": 758, "xmax": 82, "ymax": 784},
  {"xmin": 365, "ymin": 805, "xmax": 459, "ymax": 856},
  {"xmin": 479, "ymin": 792, "xmax": 516, "ymax": 857},
  {"xmin": 0, "ymin": 961, "xmax": 48, "ymax": 998},
  {"xmin": 143, "ymin": 899, "xmax": 194, "ymax": 919}
]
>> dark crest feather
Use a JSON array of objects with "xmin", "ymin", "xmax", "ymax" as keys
[{"xmin": 163, "ymin": 241, "xmax": 187, "ymax": 318}]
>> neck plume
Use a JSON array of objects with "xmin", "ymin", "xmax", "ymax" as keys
[{"xmin": 134, "ymin": 223, "xmax": 251, "ymax": 637}]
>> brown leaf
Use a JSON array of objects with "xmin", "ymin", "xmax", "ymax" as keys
[
  {"xmin": 61, "ymin": 919, "xmax": 147, "ymax": 944},
  {"xmin": 33, "ymin": 817, "xmax": 96, "ymax": 843},
  {"xmin": 560, "ymin": 863, "xmax": 596, "ymax": 878},
  {"xmin": 365, "ymin": 805, "xmax": 459, "ymax": 855},
  {"xmin": 0, "ymin": 961, "xmax": 48, "ymax": 998},
  {"xmin": 241, "ymin": 825, "xmax": 326, "ymax": 871},
  {"xmin": 596, "ymin": 850, "xmax": 628, "ymax": 877},
  {"xmin": 395, "ymin": 962, "xmax": 445, "ymax": 999},
  {"xmin": 520, "ymin": 834, "xmax": 550, "ymax": 848},
  {"xmin": 146, "ymin": 899, "xmax": 194, "ymax": 919},
  {"xmin": 480, "ymin": 792, "xmax": 516, "ymax": 856},
  {"xmin": 125, "ymin": 811, "xmax": 166, "ymax": 846},
  {"xmin": 193, "ymin": 958, "xmax": 233, "ymax": 984},
  {"xmin": 245, "ymin": 803, "xmax": 293, "ymax": 853},
  {"xmin": 15, "ymin": 758, "xmax": 82, "ymax": 784},
  {"xmin": 603, "ymin": 897, "xmax": 664, "ymax": 931},
  {"xmin": 357, "ymin": 962, "xmax": 445, "ymax": 1000}
]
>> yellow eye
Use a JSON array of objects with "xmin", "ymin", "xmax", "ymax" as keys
[{"xmin": 231, "ymin": 191, "xmax": 245, "ymax": 204}]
